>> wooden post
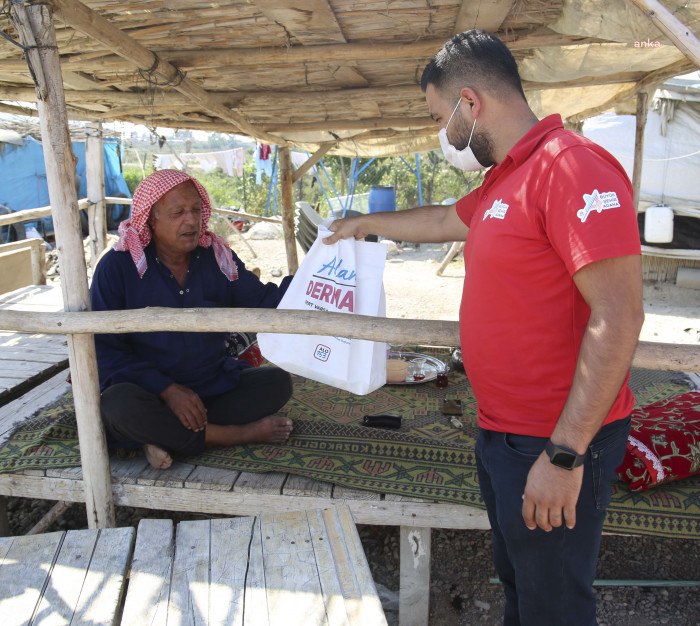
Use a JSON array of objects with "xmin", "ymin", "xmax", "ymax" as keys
[
  {"xmin": 632, "ymin": 91, "xmax": 649, "ymax": 213},
  {"xmin": 399, "ymin": 526, "xmax": 431, "ymax": 626},
  {"xmin": 86, "ymin": 122, "xmax": 106, "ymax": 268},
  {"xmin": 10, "ymin": 2, "xmax": 115, "ymax": 529},
  {"xmin": 279, "ymin": 146, "xmax": 299, "ymax": 274}
]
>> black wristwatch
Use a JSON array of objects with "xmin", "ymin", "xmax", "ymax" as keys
[{"xmin": 545, "ymin": 440, "xmax": 586, "ymax": 470}]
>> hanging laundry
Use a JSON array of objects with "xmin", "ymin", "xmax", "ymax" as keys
[
  {"xmin": 260, "ymin": 144, "xmax": 271, "ymax": 160},
  {"xmin": 254, "ymin": 143, "xmax": 273, "ymax": 185}
]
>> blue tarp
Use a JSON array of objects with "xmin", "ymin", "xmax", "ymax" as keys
[{"xmin": 0, "ymin": 136, "xmax": 131, "ymax": 236}]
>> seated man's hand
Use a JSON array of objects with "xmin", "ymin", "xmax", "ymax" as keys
[
  {"xmin": 160, "ymin": 383, "xmax": 208, "ymax": 432},
  {"xmin": 323, "ymin": 216, "xmax": 369, "ymax": 244}
]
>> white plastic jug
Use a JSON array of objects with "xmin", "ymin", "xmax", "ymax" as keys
[{"xmin": 644, "ymin": 205, "xmax": 674, "ymax": 243}]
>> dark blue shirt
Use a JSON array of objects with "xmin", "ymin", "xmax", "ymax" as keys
[{"xmin": 90, "ymin": 243, "xmax": 291, "ymax": 397}]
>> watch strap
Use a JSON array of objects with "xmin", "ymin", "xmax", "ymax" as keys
[{"xmin": 545, "ymin": 440, "xmax": 586, "ymax": 470}]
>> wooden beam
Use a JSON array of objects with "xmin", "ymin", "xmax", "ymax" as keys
[
  {"xmin": 564, "ymin": 58, "xmax": 695, "ymax": 124},
  {"xmin": 0, "ymin": 308, "xmax": 698, "ymax": 372},
  {"xmin": 0, "ymin": 31, "xmax": 602, "ymax": 74},
  {"xmin": 632, "ymin": 91, "xmax": 649, "ymax": 213},
  {"xmin": 629, "ymin": 0, "xmax": 700, "ymax": 67},
  {"xmin": 278, "ymin": 146, "xmax": 299, "ymax": 275},
  {"xmin": 46, "ymin": 0, "xmax": 286, "ymax": 145},
  {"xmin": 455, "ymin": 0, "xmax": 515, "ymax": 33},
  {"xmin": 10, "ymin": 1, "xmax": 115, "ymax": 530},
  {"xmin": 292, "ymin": 143, "xmax": 335, "ymax": 183}
]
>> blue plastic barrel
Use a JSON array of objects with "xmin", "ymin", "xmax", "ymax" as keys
[{"xmin": 368, "ymin": 185, "xmax": 396, "ymax": 213}]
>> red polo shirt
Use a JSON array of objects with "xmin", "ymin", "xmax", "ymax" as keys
[{"xmin": 456, "ymin": 114, "xmax": 641, "ymax": 436}]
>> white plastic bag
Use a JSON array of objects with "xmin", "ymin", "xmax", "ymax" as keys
[{"xmin": 258, "ymin": 219, "xmax": 387, "ymax": 395}]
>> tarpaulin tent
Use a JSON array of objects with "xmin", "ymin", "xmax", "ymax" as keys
[{"xmin": 0, "ymin": 135, "xmax": 131, "ymax": 240}]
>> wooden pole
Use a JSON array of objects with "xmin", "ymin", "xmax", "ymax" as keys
[
  {"xmin": 291, "ymin": 142, "xmax": 336, "ymax": 183},
  {"xmin": 85, "ymin": 122, "xmax": 106, "ymax": 268},
  {"xmin": 10, "ymin": 2, "xmax": 115, "ymax": 529},
  {"xmin": 279, "ymin": 146, "xmax": 299, "ymax": 274},
  {"xmin": 629, "ymin": 0, "xmax": 700, "ymax": 67},
  {"xmin": 0, "ymin": 308, "xmax": 698, "ymax": 373},
  {"xmin": 632, "ymin": 91, "xmax": 649, "ymax": 213}
]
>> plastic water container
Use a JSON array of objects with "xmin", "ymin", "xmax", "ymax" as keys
[
  {"xmin": 368, "ymin": 185, "xmax": 396, "ymax": 213},
  {"xmin": 644, "ymin": 205, "xmax": 674, "ymax": 243}
]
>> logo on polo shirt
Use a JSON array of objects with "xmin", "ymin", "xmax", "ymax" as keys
[
  {"xmin": 483, "ymin": 199, "xmax": 509, "ymax": 220},
  {"xmin": 577, "ymin": 190, "xmax": 620, "ymax": 223}
]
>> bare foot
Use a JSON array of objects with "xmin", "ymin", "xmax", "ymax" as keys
[
  {"xmin": 205, "ymin": 415, "xmax": 294, "ymax": 447},
  {"xmin": 143, "ymin": 444, "xmax": 173, "ymax": 469}
]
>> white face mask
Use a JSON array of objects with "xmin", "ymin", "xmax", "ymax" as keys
[{"xmin": 438, "ymin": 97, "xmax": 485, "ymax": 172}]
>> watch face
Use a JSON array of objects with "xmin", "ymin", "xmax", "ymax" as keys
[{"xmin": 550, "ymin": 449, "xmax": 577, "ymax": 470}]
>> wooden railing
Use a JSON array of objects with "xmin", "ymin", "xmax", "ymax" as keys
[{"xmin": 0, "ymin": 308, "xmax": 698, "ymax": 373}]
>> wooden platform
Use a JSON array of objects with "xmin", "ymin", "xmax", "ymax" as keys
[
  {"xmin": 0, "ymin": 370, "xmax": 482, "ymax": 626},
  {"xmin": 0, "ymin": 285, "xmax": 67, "ymax": 406},
  {"xmin": 0, "ymin": 506, "xmax": 386, "ymax": 626}
]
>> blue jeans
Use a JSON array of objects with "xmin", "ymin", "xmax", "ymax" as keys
[{"xmin": 476, "ymin": 417, "xmax": 631, "ymax": 626}]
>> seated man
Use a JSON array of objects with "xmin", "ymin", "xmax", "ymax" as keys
[{"xmin": 91, "ymin": 169, "xmax": 294, "ymax": 469}]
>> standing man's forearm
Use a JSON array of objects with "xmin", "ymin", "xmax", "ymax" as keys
[{"xmin": 324, "ymin": 203, "xmax": 468, "ymax": 244}]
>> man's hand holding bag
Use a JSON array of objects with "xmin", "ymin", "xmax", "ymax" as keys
[{"xmin": 257, "ymin": 219, "xmax": 387, "ymax": 395}]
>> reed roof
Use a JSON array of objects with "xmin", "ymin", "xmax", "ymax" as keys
[{"xmin": 0, "ymin": 0, "xmax": 698, "ymax": 156}]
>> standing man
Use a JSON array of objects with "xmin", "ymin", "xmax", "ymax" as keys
[
  {"xmin": 325, "ymin": 30, "xmax": 643, "ymax": 625},
  {"xmin": 91, "ymin": 169, "xmax": 294, "ymax": 470}
]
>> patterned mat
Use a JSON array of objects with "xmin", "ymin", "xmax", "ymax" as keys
[{"xmin": 0, "ymin": 349, "xmax": 697, "ymax": 539}]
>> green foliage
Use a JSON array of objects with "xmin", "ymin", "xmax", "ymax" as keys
[{"xmin": 121, "ymin": 150, "xmax": 484, "ymax": 217}]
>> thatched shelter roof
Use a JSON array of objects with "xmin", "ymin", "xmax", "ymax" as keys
[{"xmin": 0, "ymin": 0, "xmax": 698, "ymax": 156}]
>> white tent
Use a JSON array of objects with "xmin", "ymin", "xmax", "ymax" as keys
[{"xmin": 583, "ymin": 73, "xmax": 700, "ymax": 268}]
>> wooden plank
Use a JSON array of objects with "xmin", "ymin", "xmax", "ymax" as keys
[
  {"xmin": 184, "ymin": 465, "xmax": 239, "ymax": 491},
  {"xmin": 234, "ymin": 471, "xmax": 287, "ymax": 495},
  {"xmin": 0, "ymin": 474, "xmax": 493, "ymax": 529},
  {"xmin": 32, "ymin": 529, "xmax": 100, "ymax": 623},
  {"xmin": 330, "ymin": 506, "xmax": 386, "ymax": 625},
  {"xmin": 332, "ymin": 485, "xmax": 381, "ymax": 501},
  {"xmin": 209, "ymin": 517, "xmax": 256, "ymax": 626},
  {"xmin": 70, "ymin": 526, "xmax": 134, "ymax": 624},
  {"xmin": 306, "ymin": 509, "xmax": 352, "ymax": 626},
  {"xmin": 398, "ymin": 526, "xmax": 431, "ymax": 626},
  {"xmin": 0, "ymin": 284, "xmax": 63, "ymax": 311},
  {"xmin": 0, "ymin": 530, "xmax": 64, "ymax": 624},
  {"xmin": 259, "ymin": 510, "xmax": 329, "ymax": 626},
  {"xmin": 121, "ymin": 519, "xmax": 174, "ymax": 626},
  {"xmin": 110, "ymin": 455, "xmax": 150, "ymax": 485},
  {"xmin": 137, "ymin": 460, "xmax": 195, "ymax": 487},
  {"xmin": 169, "ymin": 519, "xmax": 211, "ymax": 625},
  {"xmin": 283, "ymin": 474, "xmax": 333, "ymax": 498},
  {"xmin": 244, "ymin": 515, "xmax": 270, "ymax": 626}
]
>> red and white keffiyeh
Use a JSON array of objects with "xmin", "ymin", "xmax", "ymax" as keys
[{"xmin": 114, "ymin": 169, "xmax": 238, "ymax": 281}]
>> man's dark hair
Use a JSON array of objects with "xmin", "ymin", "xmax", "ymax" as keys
[{"xmin": 421, "ymin": 30, "xmax": 526, "ymax": 101}]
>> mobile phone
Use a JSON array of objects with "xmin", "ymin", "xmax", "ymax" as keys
[
  {"xmin": 441, "ymin": 398, "xmax": 463, "ymax": 415},
  {"xmin": 363, "ymin": 414, "xmax": 402, "ymax": 429}
]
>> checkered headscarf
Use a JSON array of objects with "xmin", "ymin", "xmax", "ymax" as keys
[{"xmin": 114, "ymin": 169, "xmax": 238, "ymax": 281}]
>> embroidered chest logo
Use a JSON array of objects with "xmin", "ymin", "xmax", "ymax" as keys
[
  {"xmin": 577, "ymin": 190, "xmax": 621, "ymax": 223},
  {"xmin": 483, "ymin": 199, "xmax": 510, "ymax": 221}
]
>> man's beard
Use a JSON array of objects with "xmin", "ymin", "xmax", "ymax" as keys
[{"xmin": 451, "ymin": 114, "xmax": 496, "ymax": 168}]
